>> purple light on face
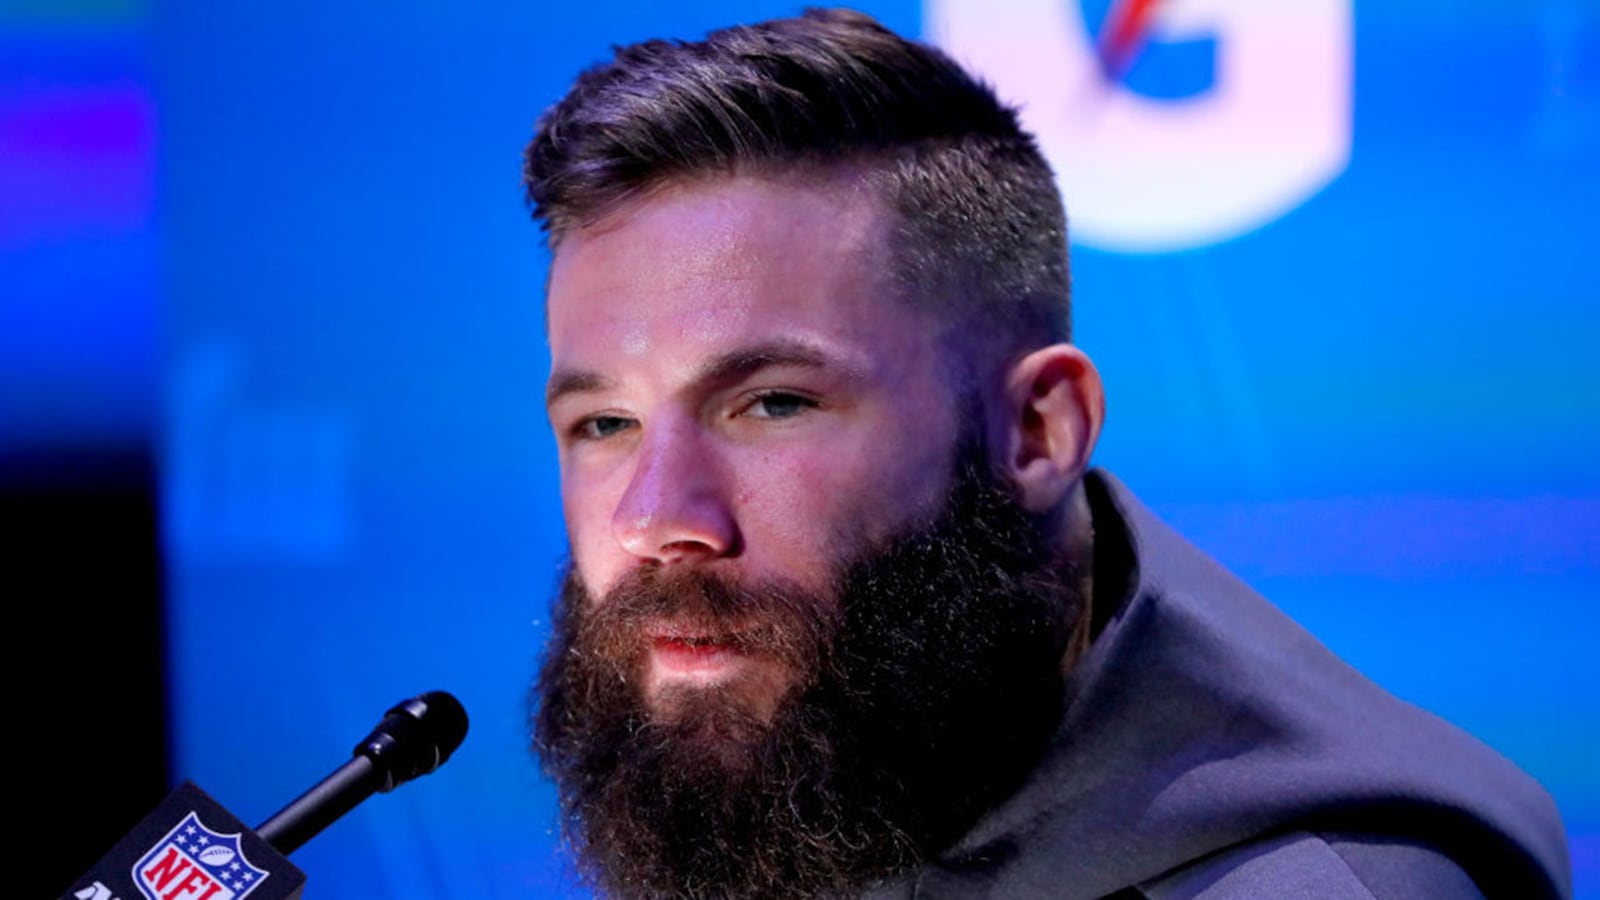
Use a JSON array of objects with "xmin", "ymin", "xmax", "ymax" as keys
[{"xmin": 0, "ymin": 84, "xmax": 155, "ymax": 248}]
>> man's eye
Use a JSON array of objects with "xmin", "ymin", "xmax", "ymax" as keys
[
  {"xmin": 741, "ymin": 391, "xmax": 818, "ymax": 420},
  {"xmin": 576, "ymin": 415, "xmax": 635, "ymax": 440}
]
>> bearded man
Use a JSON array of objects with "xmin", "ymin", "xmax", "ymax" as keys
[{"xmin": 523, "ymin": 9, "xmax": 1570, "ymax": 899}]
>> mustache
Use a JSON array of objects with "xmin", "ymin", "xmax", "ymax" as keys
[{"xmin": 570, "ymin": 566, "xmax": 841, "ymax": 675}]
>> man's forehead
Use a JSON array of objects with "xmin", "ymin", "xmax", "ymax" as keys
[
  {"xmin": 556, "ymin": 169, "xmax": 882, "ymax": 245},
  {"xmin": 543, "ymin": 174, "xmax": 927, "ymax": 374},
  {"xmin": 546, "ymin": 337, "xmax": 865, "ymax": 410},
  {"xmin": 549, "ymin": 174, "xmax": 885, "ymax": 283}
]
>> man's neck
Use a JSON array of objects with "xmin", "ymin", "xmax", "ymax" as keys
[{"xmin": 1059, "ymin": 479, "xmax": 1097, "ymax": 672}]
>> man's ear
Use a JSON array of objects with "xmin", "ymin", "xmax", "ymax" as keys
[{"xmin": 996, "ymin": 344, "xmax": 1105, "ymax": 514}]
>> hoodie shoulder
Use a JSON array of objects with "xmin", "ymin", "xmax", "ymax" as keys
[
  {"xmin": 1139, "ymin": 831, "xmax": 1485, "ymax": 899},
  {"xmin": 910, "ymin": 471, "xmax": 1571, "ymax": 900}
]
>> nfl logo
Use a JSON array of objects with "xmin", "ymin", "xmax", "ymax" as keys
[{"xmin": 131, "ymin": 811, "xmax": 269, "ymax": 900}]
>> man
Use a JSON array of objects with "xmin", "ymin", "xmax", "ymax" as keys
[{"xmin": 524, "ymin": 9, "xmax": 1570, "ymax": 899}]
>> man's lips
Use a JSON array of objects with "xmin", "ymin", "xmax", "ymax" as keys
[
  {"xmin": 646, "ymin": 630, "xmax": 750, "ymax": 680},
  {"xmin": 637, "ymin": 621, "xmax": 795, "ymax": 719},
  {"xmin": 645, "ymin": 620, "xmax": 749, "ymax": 647}
]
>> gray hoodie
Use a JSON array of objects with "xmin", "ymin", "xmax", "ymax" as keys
[{"xmin": 869, "ymin": 471, "xmax": 1570, "ymax": 899}]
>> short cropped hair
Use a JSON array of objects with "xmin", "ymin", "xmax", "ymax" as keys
[{"xmin": 523, "ymin": 8, "xmax": 1072, "ymax": 349}]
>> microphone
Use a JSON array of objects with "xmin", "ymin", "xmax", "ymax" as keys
[
  {"xmin": 63, "ymin": 690, "xmax": 468, "ymax": 900},
  {"xmin": 257, "ymin": 690, "xmax": 469, "ymax": 854}
]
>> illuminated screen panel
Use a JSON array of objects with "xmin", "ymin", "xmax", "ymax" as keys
[{"xmin": 0, "ymin": 2, "xmax": 156, "ymax": 462}]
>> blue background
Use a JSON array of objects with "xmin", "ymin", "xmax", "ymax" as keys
[{"xmin": 6, "ymin": 0, "xmax": 1595, "ymax": 896}]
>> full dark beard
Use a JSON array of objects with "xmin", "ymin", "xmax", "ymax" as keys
[{"xmin": 533, "ymin": 447, "xmax": 1082, "ymax": 899}]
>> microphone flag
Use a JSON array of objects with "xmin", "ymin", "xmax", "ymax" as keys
[{"xmin": 64, "ymin": 781, "xmax": 306, "ymax": 900}]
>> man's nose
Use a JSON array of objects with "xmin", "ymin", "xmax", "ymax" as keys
[{"xmin": 612, "ymin": 419, "xmax": 739, "ymax": 565}]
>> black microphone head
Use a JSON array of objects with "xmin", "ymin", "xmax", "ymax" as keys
[{"xmin": 355, "ymin": 690, "xmax": 469, "ymax": 792}]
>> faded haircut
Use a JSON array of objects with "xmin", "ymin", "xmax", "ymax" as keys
[{"xmin": 522, "ymin": 7, "xmax": 1072, "ymax": 351}]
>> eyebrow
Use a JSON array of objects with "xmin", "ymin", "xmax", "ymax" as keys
[
  {"xmin": 545, "ymin": 339, "xmax": 844, "ymax": 410},
  {"xmin": 693, "ymin": 339, "xmax": 833, "ymax": 387},
  {"xmin": 545, "ymin": 369, "xmax": 615, "ymax": 409}
]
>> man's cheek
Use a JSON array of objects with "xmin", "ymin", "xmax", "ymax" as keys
[
  {"xmin": 562, "ymin": 511, "xmax": 625, "ymax": 600},
  {"xmin": 561, "ymin": 459, "xmax": 631, "ymax": 535},
  {"xmin": 730, "ymin": 452, "xmax": 841, "ymax": 565}
]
